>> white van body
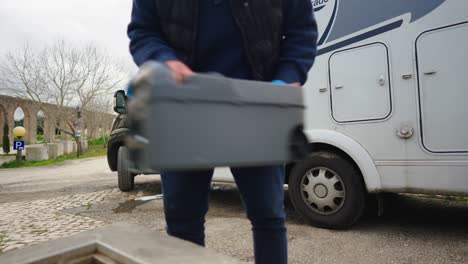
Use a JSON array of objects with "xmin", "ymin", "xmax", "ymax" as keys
[
  {"xmin": 212, "ymin": 0, "xmax": 468, "ymax": 228},
  {"xmin": 116, "ymin": 0, "xmax": 467, "ymax": 227},
  {"xmin": 303, "ymin": 0, "xmax": 468, "ymax": 196}
]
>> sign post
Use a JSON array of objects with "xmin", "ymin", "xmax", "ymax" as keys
[{"xmin": 13, "ymin": 126, "xmax": 26, "ymax": 162}]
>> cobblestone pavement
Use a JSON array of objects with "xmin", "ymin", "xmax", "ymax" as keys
[
  {"xmin": 1, "ymin": 181, "xmax": 467, "ymax": 263},
  {"xmin": 0, "ymin": 188, "xmax": 122, "ymax": 253},
  {"xmin": 0, "ymin": 157, "xmax": 118, "ymax": 204},
  {"xmin": 0, "ymin": 157, "xmax": 467, "ymax": 263}
]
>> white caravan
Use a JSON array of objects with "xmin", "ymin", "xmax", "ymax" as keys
[
  {"xmin": 273, "ymin": 0, "xmax": 468, "ymax": 228},
  {"xmin": 115, "ymin": 0, "xmax": 467, "ymax": 229}
]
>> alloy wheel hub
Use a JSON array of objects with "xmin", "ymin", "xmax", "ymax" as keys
[
  {"xmin": 313, "ymin": 184, "xmax": 328, "ymax": 198},
  {"xmin": 300, "ymin": 167, "xmax": 346, "ymax": 215}
]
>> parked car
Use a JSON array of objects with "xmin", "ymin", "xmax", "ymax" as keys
[
  {"xmin": 108, "ymin": 90, "xmax": 148, "ymax": 192},
  {"xmin": 108, "ymin": 91, "xmax": 236, "ymax": 192}
]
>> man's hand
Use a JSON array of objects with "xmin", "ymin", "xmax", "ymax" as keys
[
  {"xmin": 289, "ymin": 82, "xmax": 301, "ymax": 87},
  {"xmin": 165, "ymin": 60, "xmax": 194, "ymax": 83}
]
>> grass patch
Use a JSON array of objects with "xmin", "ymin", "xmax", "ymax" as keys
[
  {"xmin": 410, "ymin": 194, "xmax": 468, "ymax": 202},
  {"xmin": 441, "ymin": 195, "xmax": 468, "ymax": 202},
  {"xmin": 83, "ymin": 202, "xmax": 93, "ymax": 210},
  {"xmin": 88, "ymin": 135, "xmax": 109, "ymax": 146},
  {"xmin": 0, "ymin": 231, "xmax": 12, "ymax": 253},
  {"xmin": 0, "ymin": 145, "xmax": 107, "ymax": 169},
  {"xmin": 0, "ymin": 154, "xmax": 15, "ymax": 157},
  {"xmin": 36, "ymin": 134, "xmax": 44, "ymax": 144},
  {"xmin": 30, "ymin": 229, "xmax": 48, "ymax": 235}
]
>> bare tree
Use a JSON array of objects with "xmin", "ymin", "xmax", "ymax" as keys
[
  {"xmin": 0, "ymin": 44, "xmax": 51, "ymax": 104},
  {"xmin": 84, "ymin": 96, "xmax": 115, "ymax": 148},
  {"xmin": 73, "ymin": 44, "xmax": 122, "ymax": 110},
  {"xmin": 0, "ymin": 39, "xmax": 125, "ymax": 156}
]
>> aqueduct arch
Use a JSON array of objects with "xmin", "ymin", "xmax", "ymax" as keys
[{"xmin": 0, "ymin": 95, "xmax": 115, "ymax": 146}]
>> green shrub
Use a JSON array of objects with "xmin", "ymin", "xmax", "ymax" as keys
[
  {"xmin": 87, "ymin": 135, "xmax": 109, "ymax": 146},
  {"xmin": 2, "ymin": 123, "xmax": 10, "ymax": 154},
  {"xmin": 36, "ymin": 134, "xmax": 44, "ymax": 143}
]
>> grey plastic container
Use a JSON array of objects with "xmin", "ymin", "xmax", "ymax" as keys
[{"xmin": 127, "ymin": 62, "xmax": 307, "ymax": 171}]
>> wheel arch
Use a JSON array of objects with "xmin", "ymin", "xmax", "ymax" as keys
[
  {"xmin": 295, "ymin": 129, "xmax": 382, "ymax": 192},
  {"xmin": 108, "ymin": 139, "xmax": 124, "ymax": 171}
]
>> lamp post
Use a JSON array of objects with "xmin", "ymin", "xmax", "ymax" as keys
[{"xmin": 13, "ymin": 126, "xmax": 26, "ymax": 161}]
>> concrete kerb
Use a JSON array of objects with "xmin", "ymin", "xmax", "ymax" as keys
[
  {"xmin": 4, "ymin": 139, "xmax": 93, "ymax": 163},
  {"xmin": 46, "ymin": 143, "xmax": 59, "ymax": 159},
  {"xmin": 56, "ymin": 142, "xmax": 64, "ymax": 156},
  {"xmin": 0, "ymin": 156, "xmax": 15, "ymax": 166},
  {"xmin": 71, "ymin": 141, "xmax": 77, "ymax": 153},
  {"xmin": 0, "ymin": 223, "xmax": 241, "ymax": 264},
  {"xmin": 62, "ymin": 141, "xmax": 74, "ymax": 154},
  {"xmin": 25, "ymin": 145, "xmax": 49, "ymax": 161},
  {"xmin": 81, "ymin": 140, "xmax": 88, "ymax": 150}
]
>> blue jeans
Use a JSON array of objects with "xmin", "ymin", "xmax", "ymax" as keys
[{"xmin": 161, "ymin": 165, "xmax": 287, "ymax": 264}]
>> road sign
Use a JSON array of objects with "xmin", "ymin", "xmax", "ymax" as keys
[
  {"xmin": 13, "ymin": 140, "xmax": 25, "ymax": 150},
  {"xmin": 75, "ymin": 130, "xmax": 81, "ymax": 138}
]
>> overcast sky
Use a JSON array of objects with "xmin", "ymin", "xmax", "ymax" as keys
[{"xmin": 0, "ymin": 0, "xmax": 136, "ymax": 71}]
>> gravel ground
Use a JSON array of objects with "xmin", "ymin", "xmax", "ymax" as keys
[
  {"xmin": 67, "ymin": 180, "xmax": 468, "ymax": 264},
  {"xmin": 0, "ymin": 157, "xmax": 467, "ymax": 263}
]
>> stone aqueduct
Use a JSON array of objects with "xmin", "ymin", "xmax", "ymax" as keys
[{"xmin": 0, "ymin": 95, "xmax": 115, "ymax": 145}]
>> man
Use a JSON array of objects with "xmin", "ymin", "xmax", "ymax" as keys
[{"xmin": 128, "ymin": 1, "xmax": 317, "ymax": 263}]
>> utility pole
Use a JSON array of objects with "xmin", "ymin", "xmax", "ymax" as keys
[{"xmin": 75, "ymin": 107, "xmax": 83, "ymax": 156}]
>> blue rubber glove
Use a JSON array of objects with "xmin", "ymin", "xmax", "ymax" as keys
[
  {"xmin": 126, "ymin": 83, "xmax": 133, "ymax": 97},
  {"xmin": 272, "ymin": 80, "xmax": 286, "ymax": 85}
]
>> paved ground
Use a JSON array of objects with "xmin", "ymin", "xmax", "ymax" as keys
[
  {"xmin": 0, "ymin": 157, "xmax": 154, "ymax": 203},
  {"xmin": 0, "ymin": 157, "xmax": 467, "ymax": 263}
]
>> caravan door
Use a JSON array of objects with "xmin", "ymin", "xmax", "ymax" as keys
[{"xmin": 416, "ymin": 22, "xmax": 468, "ymax": 153}]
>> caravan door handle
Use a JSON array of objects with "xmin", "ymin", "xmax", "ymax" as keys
[
  {"xmin": 335, "ymin": 85, "xmax": 344, "ymax": 89},
  {"xmin": 424, "ymin": 71, "xmax": 437, "ymax": 75}
]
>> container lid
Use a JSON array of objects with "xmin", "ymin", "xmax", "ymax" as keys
[{"xmin": 132, "ymin": 61, "xmax": 304, "ymax": 108}]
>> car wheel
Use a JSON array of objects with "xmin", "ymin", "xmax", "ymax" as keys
[
  {"xmin": 288, "ymin": 151, "xmax": 366, "ymax": 229},
  {"xmin": 117, "ymin": 146, "xmax": 135, "ymax": 192}
]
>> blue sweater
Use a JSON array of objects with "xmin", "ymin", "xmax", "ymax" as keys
[{"xmin": 128, "ymin": 0, "xmax": 317, "ymax": 84}]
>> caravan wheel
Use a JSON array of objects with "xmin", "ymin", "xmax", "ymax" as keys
[{"xmin": 288, "ymin": 151, "xmax": 366, "ymax": 229}]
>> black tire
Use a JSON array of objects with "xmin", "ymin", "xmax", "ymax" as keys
[
  {"xmin": 288, "ymin": 151, "xmax": 366, "ymax": 229},
  {"xmin": 117, "ymin": 146, "xmax": 135, "ymax": 192}
]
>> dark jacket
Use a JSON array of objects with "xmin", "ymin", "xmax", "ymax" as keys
[{"xmin": 128, "ymin": 0, "xmax": 317, "ymax": 84}]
